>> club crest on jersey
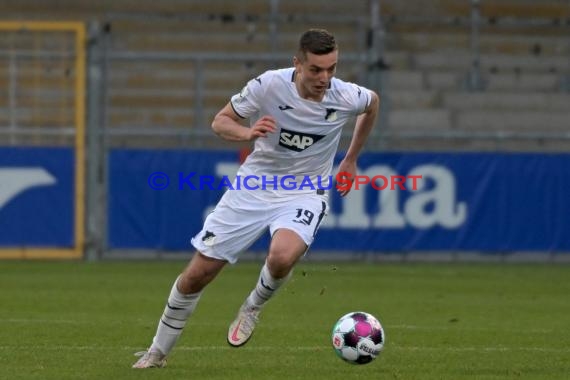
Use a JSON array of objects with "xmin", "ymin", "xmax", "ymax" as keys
[
  {"xmin": 279, "ymin": 128, "xmax": 325, "ymax": 152},
  {"xmin": 325, "ymin": 108, "xmax": 338, "ymax": 122}
]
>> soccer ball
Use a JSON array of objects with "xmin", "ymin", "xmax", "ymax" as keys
[{"xmin": 331, "ymin": 311, "xmax": 385, "ymax": 364}]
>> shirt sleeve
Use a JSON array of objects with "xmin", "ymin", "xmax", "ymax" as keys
[
  {"xmin": 230, "ymin": 71, "xmax": 270, "ymax": 119},
  {"xmin": 350, "ymin": 83, "xmax": 373, "ymax": 115}
]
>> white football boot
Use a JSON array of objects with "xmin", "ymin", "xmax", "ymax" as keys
[
  {"xmin": 132, "ymin": 349, "xmax": 167, "ymax": 369},
  {"xmin": 227, "ymin": 302, "xmax": 260, "ymax": 347}
]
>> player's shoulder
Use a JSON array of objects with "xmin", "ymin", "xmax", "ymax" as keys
[
  {"xmin": 330, "ymin": 77, "xmax": 369, "ymax": 94},
  {"xmin": 328, "ymin": 77, "xmax": 372, "ymax": 107},
  {"xmin": 254, "ymin": 67, "xmax": 294, "ymax": 86}
]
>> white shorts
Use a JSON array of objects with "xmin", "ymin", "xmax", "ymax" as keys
[{"xmin": 191, "ymin": 189, "xmax": 328, "ymax": 264}]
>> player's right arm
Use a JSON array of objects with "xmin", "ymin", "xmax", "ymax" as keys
[{"xmin": 211, "ymin": 104, "xmax": 276, "ymax": 142}]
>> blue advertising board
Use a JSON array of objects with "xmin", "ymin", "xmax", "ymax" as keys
[
  {"xmin": 0, "ymin": 147, "xmax": 74, "ymax": 247},
  {"xmin": 108, "ymin": 149, "xmax": 570, "ymax": 253}
]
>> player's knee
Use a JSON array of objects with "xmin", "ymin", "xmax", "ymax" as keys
[
  {"xmin": 178, "ymin": 267, "xmax": 214, "ymax": 294},
  {"xmin": 267, "ymin": 250, "xmax": 297, "ymax": 278},
  {"xmin": 177, "ymin": 273, "xmax": 206, "ymax": 294}
]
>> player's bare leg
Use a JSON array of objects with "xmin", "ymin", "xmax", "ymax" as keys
[
  {"xmin": 227, "ymin": 229, "xmax": 306, "ymax": 347},
  {"xmin": 133, "ymin": 252, "xmax": 227, "ymax": 368}
]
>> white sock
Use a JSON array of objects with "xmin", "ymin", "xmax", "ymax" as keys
[
  {"xmin": 150, "ymin": 276, "xmax": 202, "ymax": 356},
  {"xmin": 246, "ymin": 262, "xmax": 291, "ymax": 308}
]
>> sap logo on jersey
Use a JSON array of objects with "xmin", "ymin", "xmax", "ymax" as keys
[{"xmin": 278, "ymin": 128, "xmax": 325, "ymax": 152}]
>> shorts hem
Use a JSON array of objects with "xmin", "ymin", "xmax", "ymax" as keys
[{"xmin": 191, "ymin": 238, "xmax": 237, "ymax": 264}]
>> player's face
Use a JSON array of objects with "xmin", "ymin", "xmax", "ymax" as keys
[{"xmin": 294, "ymin": 50, "xmax": 338, "ymax": 100}]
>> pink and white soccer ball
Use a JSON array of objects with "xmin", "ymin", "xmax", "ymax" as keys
[{"xmin": 331, "ymin": 311, "xmax": 385, "ymax": 364}]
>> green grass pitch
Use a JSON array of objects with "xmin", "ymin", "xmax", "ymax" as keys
[{"xmin": 0, "ymin": 260, "xmax": 568, "ymax": 379}]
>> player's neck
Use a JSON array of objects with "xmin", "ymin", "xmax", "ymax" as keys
[{"xmin": 294, "ymin": 72, "xmax": 325, "ymax": 102}]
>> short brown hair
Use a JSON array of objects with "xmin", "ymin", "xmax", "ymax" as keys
[{"xmin": 297, "ymin": 29, "xmax": 337, "ymax": 60}]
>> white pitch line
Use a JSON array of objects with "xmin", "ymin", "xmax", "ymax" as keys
[
  {"xmin": 0, "ymin": 319, "xmax": 558, "ymax": 335},
  {"xmin": 0, "ymin": 345, "xmax": 567, "ymax": 353},
  {"xmin": 389, "ymin": 346, "xmax": 570, "ymax": 353},
  {"xmin": 1, "ymin": 318, "xmax": 82, "ymax": 324},
  {"xmin": 387, "ymin": 324, "xmax": 556, "ymax": 334}
]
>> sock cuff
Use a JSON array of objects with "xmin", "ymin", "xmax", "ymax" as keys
[
  {"xmin": 262, "ymin": 261, "xmax": 292, "ymax": 286},
  {"xmin": 170, "ymin": 276, "xmax": 202, "ymax": 306}
]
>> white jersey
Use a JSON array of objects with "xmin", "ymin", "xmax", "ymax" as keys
[{"xmin": 230, "ymin": 67, "xmax": 372, "ymax": 198}]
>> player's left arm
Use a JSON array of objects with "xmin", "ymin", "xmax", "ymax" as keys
[{"xmin": 336, "ymin": 90, "xmax": 380, "ymax": 197}]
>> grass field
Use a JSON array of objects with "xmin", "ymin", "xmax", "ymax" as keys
[{"xmin": 0, "ymin": 260, "xmax": 569, "ymax": 379}]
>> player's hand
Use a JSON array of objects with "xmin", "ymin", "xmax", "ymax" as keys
[
  {"xmin": 248, "ymin": 116, "xmax": 276, "ymax": 140},
  {"xmin": 335, "ymin": 159, "xmax": 357, "ymax": 197}
]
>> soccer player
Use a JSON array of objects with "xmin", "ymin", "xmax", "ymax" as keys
[{"xmin": 133, "ymin": 28, "xmax": 379, "ymax": 368}]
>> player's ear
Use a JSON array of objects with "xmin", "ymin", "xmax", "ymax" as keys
[
  {"xmin": 293, "ymin": 56, "xmax": 303, "ymax": 74},
  {"xmin": 293, "ymin": 56, "xmax": 301, "ymax": 67}
]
